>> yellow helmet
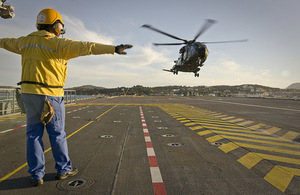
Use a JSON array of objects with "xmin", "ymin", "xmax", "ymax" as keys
[{"xmin": 36, "ymin": 8, "xmax": 64, "ymax": 26}]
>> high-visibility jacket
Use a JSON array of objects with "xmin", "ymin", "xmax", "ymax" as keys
[{"xmin": 0, "ymin": 30, "xmax": 115, "ymax": 96}]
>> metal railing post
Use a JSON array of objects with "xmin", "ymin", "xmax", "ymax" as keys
[
  {"xmin": 64, "ymin": 90, "xmax": 76, "ymax": 105},
  {"xmin": 13, "ymin": 89, "xmax": 15, "ymax": 113}
]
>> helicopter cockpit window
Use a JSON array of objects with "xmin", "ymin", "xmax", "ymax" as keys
[
  {"xmin": 183, "ymin": 50, "xmax": 188, "ymax": 60},
  {"xmin": 179, "ymin": 47, "xmax": 185, "ymax": 53},
  {"xmin": 190, "ymin": 45, "xmax": 197, "ymax": 53}
]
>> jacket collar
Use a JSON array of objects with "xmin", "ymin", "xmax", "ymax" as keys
[{"xmin": 28, "ymin": 30, "xmax": 56, "ymax": 38}]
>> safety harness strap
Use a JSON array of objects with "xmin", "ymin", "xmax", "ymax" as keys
[{"xmin": 17, "ymin": 81, "xmax": 64, "ymax": 88}]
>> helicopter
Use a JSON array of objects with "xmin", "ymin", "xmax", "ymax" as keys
[
  {"xmin": 142, "ymin": 19, "xmax": 247, "ymax": 77},
  {"xmin": 0, "ymin": 0, "xmax": 15, "ymax": 19}
]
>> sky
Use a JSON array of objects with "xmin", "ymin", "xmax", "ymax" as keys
[{"xmin": 0, "ymin": 0, "xmax": 299, "ymax": 89}]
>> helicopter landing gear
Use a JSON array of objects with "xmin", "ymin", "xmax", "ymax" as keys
[
  {"xmin": 173, "ymin": 69, "xmax": 178, "ymax": 75},
  {"xmin": 194, "ymin": 68, "xmax": 200, "ymax": 77}
]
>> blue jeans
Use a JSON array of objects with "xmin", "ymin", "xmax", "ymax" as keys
[{"xmin": 21, "ymin": 93, "xmax": 72, "ymax": 180}]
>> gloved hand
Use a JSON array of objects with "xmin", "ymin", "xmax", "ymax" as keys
[
  {"xmin": 40, "ymin": 99, "xmax": 54, "ymax": 125},
  {"xmin": 115, "ymin": 44, "xmax": 133, "ymax": 55}
]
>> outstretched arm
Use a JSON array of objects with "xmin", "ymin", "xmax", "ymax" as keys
[
  {"xmin": 0, "ymin": 37, "xmax": 23, "ymax": 54},
  {"xmin": 59, "ymin": 38, "xmax": 133, "ymax": 60}
]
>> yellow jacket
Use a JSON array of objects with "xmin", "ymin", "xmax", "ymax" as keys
[{"xmin": 0, "ymin": 30, "xmax": 115, "ymax": 96}]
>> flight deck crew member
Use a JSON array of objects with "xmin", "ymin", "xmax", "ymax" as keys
[{"xmin": 0, "ymin": 8, "xmax": 132, "ymax": 187}]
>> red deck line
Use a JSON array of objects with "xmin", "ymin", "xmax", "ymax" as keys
[{"xmin": 139, "ymin": 106, "xmax": 167, "ymax": 195}]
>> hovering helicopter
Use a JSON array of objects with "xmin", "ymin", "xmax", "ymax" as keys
[
  {"xmin": 0, "ymin": 0, "xmax": 15, "ymax": 19},
  {"xmin": 142, "ymin": 19, "xmax": 247, "ymax": 77}
]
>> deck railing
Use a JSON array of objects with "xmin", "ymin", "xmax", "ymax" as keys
[
  {"xmin": 0, "ymin": 88, "xmax": 76, "ymax": 116},
  {"xmin": 0, "ymin": 88, "xmax": 18, "ymax": 115}
]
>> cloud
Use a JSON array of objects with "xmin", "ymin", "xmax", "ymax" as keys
[
  {"xmin": 200, "ymin": 58, "xmax": 278, "ymax": 87},
  {"xmin": 112, "ymin": 45, "xmax": 173, "ymax": 70},
  {"xmin": 65, "ymin": 44, "xmax": 174, "ymax": 87},
  {"xmin": 62, "ymin": 14, "xmax": 115, "ymax": 44},
  {"xmin": 280, "ymin": 70, "xmax": 290, "ymax": 77}
]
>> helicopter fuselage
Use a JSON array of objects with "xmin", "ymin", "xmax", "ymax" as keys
[{"xmin": 171, "ymin": 42, "xmax": 208, "ymax": 76}]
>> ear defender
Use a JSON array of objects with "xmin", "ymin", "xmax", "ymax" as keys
[{"xmin": 53, "ymin": 22, "xmax": 65, "ymax": 35}]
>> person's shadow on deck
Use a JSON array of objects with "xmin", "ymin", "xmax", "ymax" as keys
[{"xmin": 0, "ymin": 173, "xmax": 56, "ymax": 190}]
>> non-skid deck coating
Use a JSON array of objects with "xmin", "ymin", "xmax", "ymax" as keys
[{"xmin": 0, "ymin": 98, "xmax": 299, "ymax": 194}]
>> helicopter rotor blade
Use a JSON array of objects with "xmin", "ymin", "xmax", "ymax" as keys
[
  {"xmin": 153, "ymin": 42, "xmax": 185, "ymax": 46},
  {"xmin": 202, "ymin": 39, "xmax": 248, "ymax": 44},
  {"xmin": 141, "ymin": 24, "xmax": 187, "ymax": 43},
  {"xmin": 192, "ymin": 19, "xmax": 217, "ymax": 42}
]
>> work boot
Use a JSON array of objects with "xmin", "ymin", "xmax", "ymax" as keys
[
  {"xmin": 31, "ymin": 178, "xmax": 44, "ymax": 187},
  {"xmin": 55, "ymin": 167, "xmax": 78, "ymax": 180}
]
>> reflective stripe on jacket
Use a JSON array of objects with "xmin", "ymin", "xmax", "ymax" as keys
[{"xmin": 0, "ymin": 30, "xmax": 115, "ymax": 96}]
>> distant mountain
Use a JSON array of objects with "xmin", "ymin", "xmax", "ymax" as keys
[
  {"xmin": 286, "ymin": 83, "xmax": 300, "ymax": 89},
  {"xmin": 66, "ymin": 85, "xmax": 106, "ymax": 90},
  {"xmin": 66, "ymin": 85, "xmax": 108, "ymax": 95}
]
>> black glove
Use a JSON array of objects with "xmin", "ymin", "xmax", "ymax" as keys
[{"xmin": 115, "ymin": 44, "xmax": 133, "ymax": 55}]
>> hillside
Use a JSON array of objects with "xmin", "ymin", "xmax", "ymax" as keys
[
  {"xmin": 287, "ymin": 83, "xmax": 300, "ymax": 89},
  {"xmin": 67, "ymin": 85, "xmax": 105, "ymax": 90},
  {"xmin": 66, "ymin": 84, "xmax": 285, "ymax": 96}
]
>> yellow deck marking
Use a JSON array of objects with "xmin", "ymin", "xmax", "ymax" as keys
[
  {"xmin": 223, "ymin": 135, "xmax": 300, "ymax": 149},
  {"xmin": 1, "ymin": 116, "xmax": 14, "ymax": 119},
  {"xmin": 264, "ymin": 127, "xmax": 281, "ymax": 135},
  {"xmin": 180, "ymin": 120, "xmax": 191, "ymax": 123},
  {"xmin": 201, "ymin": 126, "xmax": 267, "ymax": 134},
  {"xmin": 197, "ymin": 130, "xmax": 212, "ymax": 136},
  {"xmin": 184, "ymin": 122, "xmax": 197, "ymax": 126},
  {"xmin": 206, "ymin": 135, "xmax": 223, "ymax": 143},
  {"xmin": 236, "ymin": 142, "xmax": 300, "ymax": 156},
  {"xmin": 220, "ymin": 116, "xmax": 236, "ymax": 120},
  {"xmin": 236, "ymin": 120, "xmax": 254, "ymax": 126},
  {"xmin": 0, "ymin": 163, "xmax": 27, "ymax": 182},
  {"xmin": 190, "ymin": 126, "xmax": 204, "ymax": 131},
  {"xmin": 176, "ymin": 118, "xmax": 186, "ymax": 120},
  {"xmin": 211, "ymin": 130, "xmax": 285, "ymax": 141},
  {"xmin": 196, "ymin": 122, "xmax": 247, "ymax": 129},
  {"xmin": 280, "ymin": 166, "xmax": 300, "ymax": 176},
  {"xmin": 159, "ymin": 104, "xmax": 300, "ymax": 193},
  {"xmin": 218, "ymin": 142, "xmax": 240, "ymax": 153},
  {"xmin": 0, "ymin": 114, "xmax": 26, "ymax": 121},
  {"xmin": 281, "ymin": 131, "xmax": 299, "ymax": 141},
  {"xmin": 213, "ymin": 114, "xmax": 228, "ymax": 118},
  {"xmin": 264, "ymin": 166, "xmax": 298, "ymax": 192},
  {"xmin": 211, "ymin": 113, "xmax": 222, "ymax": 116},
  {"xmin": 257, "ymin": 153, "xmax": 300, "ymax": 166},
  {"xmin": 227, "ymin": 118, "xmax": 244, "ymax": 123},
  {"xmin": 248, "ymin": 123, "xmax": 266, "ymax": 130},
  {"xmin": 0, "ymin": 105, "xmax": 117, "ymax": 183},
  {"xmin": 196, "ymin": 119, "xmax": 238, "ymax": 124},
  {"xmin": 237, "ymin": 152, "xmax": 263, "ymax": 169}
]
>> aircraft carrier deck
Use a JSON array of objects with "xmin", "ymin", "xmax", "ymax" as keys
[{"xmin": 0, "ymin": 96, "xmax": 299, "ymax": 194}]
